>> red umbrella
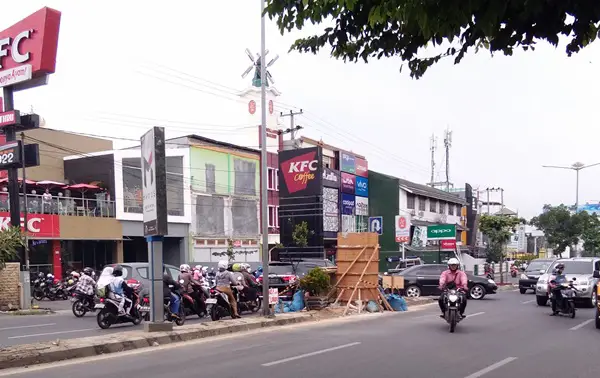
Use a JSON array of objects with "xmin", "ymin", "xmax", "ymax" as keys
[
  {"xmin": 63, "ymin": 183, "xmax": 101, "ymax": 199},
  {"xmin": 37, "ymin": 180, "xmax": 65, "ymax": 187},
  {"xmin": 0, "ymin": 177, "xmax": 36, "ymax": 185}
]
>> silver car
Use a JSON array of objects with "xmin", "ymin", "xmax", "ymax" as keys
[{"xmin": 535, "ymin": 257, "xmax": 600, "ymax": 307}]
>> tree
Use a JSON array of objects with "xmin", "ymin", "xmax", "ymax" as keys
[
  {"xmin": 530, "ymin": 204, "xmax": 581, "ymax": 257},
  {"xmin": 212, "ymin": 239, "xmax": 258, "ymax": 263},
  {"xmin": 265, "ymin": 1, "xmax": 600, "ymax": 79},
  {"xmin": 292, "ymin": 221, "xmax": 311, "ymax": 248},
  {"xmin": 0, "ymin": 227, "xmax": 25, "ymax": 270},
  {"xmin": 575, "ymin": 211, "xmax": 600, "ymax": 257},
  {"xmin": 479, "ymin": 214, "xmax": 520, "ymax": 283}
]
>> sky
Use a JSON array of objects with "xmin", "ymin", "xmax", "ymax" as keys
[{"xmin": 3, "ymin": 1, "xmax": 600, "ymax": 219}]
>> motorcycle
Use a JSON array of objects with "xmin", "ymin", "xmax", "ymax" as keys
[
  {"xmin": 207, "ymin": 285, "xmax": 243, "ymax": 321},
  {"xmin": 71, "ymin": 290, "xmax": 97, "ymax": 317},
  {"xmin": 549, "ymin": 278, "xmax": 578, "ymax": 318},
  {"xmin": 95, "ymin": 284, "xmax": 144, "ymax": 329},
  {"xmin": 442, "ymin": 285, "xmax": 464, "ymax": 333},
  {"xmin": 179, "ymin": 280, "xmax": 207, "ymax": 319},
  {"xmin": 164, "ymin": 286, "xmax": 186, "ymax": 326},
  {"xmin": 232, "ymin": 277, "xmax": 261, "ymax": 313},
  {"xmin": 31, "ymin": 278, "xmax": 46, "ymax": 301}
]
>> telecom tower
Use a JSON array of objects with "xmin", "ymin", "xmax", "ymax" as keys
[{"xmin": 427, "ymin": 128, "xmax": 454, "ymax": 191}]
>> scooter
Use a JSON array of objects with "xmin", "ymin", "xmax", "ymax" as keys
[
  {"xmin": 549, "ymin": 278, "xmax": 578, "ymax": 318},
  {"xmin": 95, "ymin": 287, "xmax": 143, "ymax": 329},
  {"xmin": 207, "ymin": 285, "xmax": 243, "ymax": 321},
  {"xmin": 442, "ymin": 287, "xmax": 465, "ymax": 333},
  {"xmin": 179, "ymin": 280, "xmax": 207, "ymax": 318}
]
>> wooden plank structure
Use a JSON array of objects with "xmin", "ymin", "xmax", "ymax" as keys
[{"xmin": 331, "ymin": 232, "xmax": 393, "ymax": 314}]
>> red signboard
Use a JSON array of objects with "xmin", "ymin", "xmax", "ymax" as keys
[
  {"xmin": 0, "ymin": 8, "xmax": 61, "ymax": 76},
  {"xmin": 248, "ymin": 100, "xmax": 256, "ymax": 114},
  {"xmin": 0, "ymin": 212, "xmax": 60, "ymax": 238},
  {"xmin": 0, "ymin": 110, "xmax": 18, "ymax": 127},
  {"xmin": 440, "ymin": 239, "xmax": 456, "ymax": 250},
  {"xmin": 355, "ymin": 158, "xmax": 368, "ymax": 177}
]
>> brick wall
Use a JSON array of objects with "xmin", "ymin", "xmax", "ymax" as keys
[{"xmin": 0, "ymin": 263, "xmax": 20, "ymax": 309}]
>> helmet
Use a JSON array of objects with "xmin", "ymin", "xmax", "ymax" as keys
[
  {"xmin": 217, "ymin": 260, "xmax": 228, "ymax": 270},
  {"xmin": 194, "ymin": 265, "xmax": 203, "ymax": 272},
  {"xmin": 180, "ymin": 264, "xmax": 191, "ymax": 273},
  {"xmin": 38, "ymin": 272, "xmax": 44, "ymax": 278},
  {"xmin": 447, "ymin": 258, "xmax": 460, "ymax": 270},
  {"xmin": 46, "ymin": 273, "xmax": 54, "ymax": 279},
  {"xmin": 556, "ymin": 263, "xmax": 565, "ymax": 271},
  {"xmin": 112, "ymin": 265, "xmax": 123, "ymax": 277},
  {"xmin": 202, "ymin": 267, "xmax": 208, "ymax": 272},
  {"xmin": 71, "ymin": 272, "xmax": 80, "ymax": 278},
  {"xmin": 240, "ymin": 263, "xmax": 250, "ymax": 272},
  {"xmin": 83, "ymin": 267, "xmax": 93, "ymax": 276},
  {"xmin": 232, "ymin": 263, "xmax": 241, "ymax": 272}
]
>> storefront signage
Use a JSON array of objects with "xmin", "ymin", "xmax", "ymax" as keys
[
  {"xmin": 0, "ymin": 140, "xmax": 21, "ymax": 169},
  {"xmin": 322, "ymin": 167, "xmax": 339, "ymax": 188},
  {"xmin": 427, "ymin": 224, "xmax": 456, "ymax": 240},
  {"xmin": 0, "ymin": 212, "xmax": 59, "ymax": 237},
  {"xmin": 0, "ymin": 7, "xmax": 61, "ymax": 90},
  {"xmin": 141, "ymin": 127, "xmax": 168, "ymax": 236},
  {"xmin": 0, "ymin": 110, "xmax": 19, "ymax": 128},
  {"xmin": 355, "ymin": 196, "xmax": 369, "ymax": 216},
  {"xmin": 341, "ymin": 172, "xmax": 355, "ymax": 194},
  {"xmin": 340, "ymin": 152, "xmax": 356, "ymax": 174},
  {"xmin": 395, "ymin": 214, "xmax": 411, "ymax": 243},
  {"xmin": 355, "ymin": 176, "xmax": 368, "ymax": 197},
  {"xmin": 355, "ymin": 158, "xmax": 368, "ymax": 177},
  {"xmin": 341, "ymin": 193, "xmax": 355, "ymax": 215},
  {"xmin": 441, "ymin": 239, "xmax": 456, "ymax": 250},
  {"xmin": 278, "ymin": 147, "xmax": 322, "ymax": 196}
]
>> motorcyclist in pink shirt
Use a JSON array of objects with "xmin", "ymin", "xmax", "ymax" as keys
[{"xmin": 438, "ymin": 258, "xmax": 468, "ymax": 318}]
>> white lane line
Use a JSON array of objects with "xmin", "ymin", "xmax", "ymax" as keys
[
  {"xmin": 521, "ymin": 300, "xmax": 535, "ymax": 304},
  {"xmin": 466, "ymin": 312, "xmax": 485, "ymax": 318},
  {"xmin": 8, "ymin": 328, "xmax": 96, "ymax": 339},
  {"xmin": 0, "ymin": 323, "xmax": 56, "ymax": 332},
  {"xmin": 464, "ymin": 357, "xmax": 518, "ymax": 378},
  {"xmin": 262, "ymin": 342, "xmax": 361, "ymax": 367},
  {"xmin": 570, "ymin": 319, "xmax": 594, "ymax": 331}
]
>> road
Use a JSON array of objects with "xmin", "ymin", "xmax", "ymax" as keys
[{"xmin": 1, "ymin": 289, "xmax": 599, "ymax": 378}]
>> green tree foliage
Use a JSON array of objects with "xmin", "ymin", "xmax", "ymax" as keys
[
  {"xmin": 265, "ymin": 0, "xmax": 600, "ymax": 79},
  {"xmin": 574, "ymin": 211, "xmax": 600, "ymax": 257},
  {"xmin": 530, "ymin": 204, "xmax": 581, "ymax": 257},
  {"xmin": 292, "ymin": 221, "xmax": 310, "ymax": 248},
  {"xmin": 212, "ymin": 239, "xmax": 257, "ymax": 262},
  {"xmin": 299, "ymin": 267, "xmax": 331, "ymax": 296},
  {"xmin": 479, "ymin": 214, "xmax": 520, "ymax": 263},
  {"xmin": 0, "ymin": 227, "xmax": 25, "ymax": 270}
]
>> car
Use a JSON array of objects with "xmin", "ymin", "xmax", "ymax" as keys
[
  {"xmin": 98, "ymin": 263, "xmax": 182, "ymax": 291},
  {"xmin": 594, "ymin": 270, "xmax": 600, "ymax": 329},
  {"xmin": 518, "ymin": 258, "xmax": 556, "ymax": 294},
  {"xmin": 386, "ymin": 258, "xmax": 424, "ymax": 275},
  {"xmin": 394, "ymin": 264, "xmax": 497, "ymax": 300},
  {"xmin": 535, "ymin": 257, "xmax": 600, "ymax": 307},
  {"xmin": 257, "ymin": 260, "xmax": 337, "ymax": 292}
]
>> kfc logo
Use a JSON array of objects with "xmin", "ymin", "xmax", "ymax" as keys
[
  {"xmin": 0, "ymin": 30, "xmax": 32, "ymax": 68},
  {"xmin": 0, "ymin": 213, "xmax": 60, "ymax": 237},
  {"xmin": 280, "ymin": 150, "xmax": 320, "ymax": 194}
]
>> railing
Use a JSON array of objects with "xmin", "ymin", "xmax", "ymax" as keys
[{"xmin": 0, "ymin": 193, "xmax": 116, "ymax": 218}]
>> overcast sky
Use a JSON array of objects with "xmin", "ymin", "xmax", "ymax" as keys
[{"xmin": 4, "ymin": 1, "xmax": 600, "ymax": 219}]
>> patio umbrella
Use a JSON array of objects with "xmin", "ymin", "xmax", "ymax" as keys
[
  {"xmin": 0, "ymin": 177, "xmax": 36, "ymax": 185},
  {"xmin": 36, "ymin": 180, "xmax": 65, "ymax": 190},
  {"xmin": 62, "ymin": 183, "xmax": 101, "ymax": 199}
]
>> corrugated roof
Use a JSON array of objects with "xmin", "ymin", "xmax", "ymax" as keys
[{"xmin": 398, "ymin": 177, "xmax": 466, "ymax": 205}]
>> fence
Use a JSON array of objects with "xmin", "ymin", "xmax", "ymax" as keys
[{"xmin": 0, "ymin": 193, "xmax": 116, "ymax": 217}]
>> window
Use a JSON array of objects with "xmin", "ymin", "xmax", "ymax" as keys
[
  {"xmin": 448, "ymin": 204, "xmax": 454, "ymax": 215},
  {"xmin": 268, "ymin": 205, "xmax": 279, "ymax": 228},
  {"xmin": 275, "ymin": 169, "xmax": 279, "ymax": 191},
  {"xmin": 430, "ymin": 200, "xmax": 437, "ymax": 213},
  {"xmin": 406, "ymin": 193, "xmax": 416, "ymax": 210},
  {"xmin": 205, "ymin": 164, "xmax": 216, "ymax": 194},
  {"xmin": 419, "ymin": 265, "xmax": 445, "ymax": 275},
  {"xmin": 418, "ymin": 197, "xmax": 426, "ymax": 211},
  {"xmin": 136, "ymin": 267, "xmax": 148, "ymax": 280},
  {"xmin": 439, "ymin": 202, "xmax": 445, "ymax": 214},
  {"xmin": 267, "ymin": 168, "xmax": 276, "ymax": 190},
  {"xmin": 167, "ymin": 267, "xmax": 180, "ymax": 281},
  {"xmin": 234, "ymin": 159, "xmax": 257, "ymax": 196}
]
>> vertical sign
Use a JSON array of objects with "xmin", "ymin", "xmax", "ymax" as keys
[
  {"xmin": 141, "ymin": 127, "xmax": 168, "ymax": 236},
  {"xmin": 395, "ymin": 214, "xmax": 411, "ymax": 243}
]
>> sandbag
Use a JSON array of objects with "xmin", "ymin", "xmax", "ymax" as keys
[
  {"xmin": 366, "ymin": 300, "xmax": 379, "ymax": 312},
  {"xmin": 385, "ymin": 293, "xmax": 408, "ymax": 311}
]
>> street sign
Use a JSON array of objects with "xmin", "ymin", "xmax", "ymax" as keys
[
  {"xmin": 427, "ymin": 224, "xmax": 456, "ymax": 240},
  {"xmin": 395, "ymin": 214, "xmax": 411, "ymax": 243},
  {"xmin": 368, "ymin": 216, "xmax": 383, "ymax": 235}
]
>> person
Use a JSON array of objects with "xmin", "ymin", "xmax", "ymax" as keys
[
  {"xmin": 549, "ymin": 263, "xmax": 568, "ymax": 316},
  {"xmin": 163, "ymin": 268, "xmax": 181, "ymax": 319},
  {"xmin": 438, "ymin": 258, "xmax": 468, "ymax": 318},
  {"xmin": 75, "ymin": 267, "xmax": 96, "ymax": 296},
  {"xmin": 178, "ymin": 264, "xmax": 205, "ymax": 315},
  {"xmin": 193, "ymin": 265, "xmax": 203, "ymax": 281},
  {"xmin": 215, "ymin": 260, "xmax": 240, "ymax": 318},
  {"xmin": 240, "ymin": 263, "xmax": 259, "ymax": 302},
  {"xmin": 109, "ymin": 265, "xmax": 133, "ymax": 316}
]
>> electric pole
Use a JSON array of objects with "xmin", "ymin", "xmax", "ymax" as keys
[
  {"xmin": 280, "ymin": 109, "xmax": 303, "ymax": 141},
  {"xmin": 429, "ymin": 134, "xmax": 436, "ymax": 185},
  {"xmin": 444, "ymin": 128, "xmax": 452, "ymax": 192}
]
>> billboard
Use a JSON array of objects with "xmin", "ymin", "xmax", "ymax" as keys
[
  {"xmin": 341, "ymin": 193, "xmax": 355, "ymax": 215},
  {"xmin": 341, "ymin": 172, "xmax": 355, "ymax": 194},
  {"xmin": 340, "ymin": 152, "xmax": 356, "ymax": 174},
  {"xmin": 355, "ymin": 176, "xmax": 368, "ymax": 197},
  {"xmin": 278, "ymin": 147, "xmax": 322, "ymax": 196},
  {"xmin": 355, "ymin": 158, "xmax": 368, "ymax": 177},
  {"xmin": 322, "ymin": 167, "xmax": 340, "ymax": 188},
  {"xmin": 355, "ymin": 196, "xmax": 369, "ymax": 216},
  {"xmin": 323, "ymin": 187, "xmax": 339, "ymax": 233},
  {"xmin": 141, "ymin": 127, "xmax": 168, "ymax": 236}
]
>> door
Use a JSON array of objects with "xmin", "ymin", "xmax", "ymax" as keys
[{"xmin": 417, "ymin": 265, "xmax": 445, "ymax": 295}]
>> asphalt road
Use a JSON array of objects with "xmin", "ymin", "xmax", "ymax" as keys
[{"xmin": 1, "ymin": 289, "xmax": 599, "ymax": 378}]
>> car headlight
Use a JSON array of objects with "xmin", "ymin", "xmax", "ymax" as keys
[
  {"xmin": 448, "ymin": 294, "xmax": 458, "ymax": 302},
  {"xmin": 520, "ymin": 274, "xmax": 528, "ymax": 280},
  {"xmin": 538, "ymin": 279, "xmax": 547, "ymax": 285},
  {"xmin": 488, "ymin": 279, "xmax": 495, "ymax": 284}
]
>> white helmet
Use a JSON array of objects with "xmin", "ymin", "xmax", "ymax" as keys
[
  {"xmin": 71, "ymin": 272, "xmax": 80, "ymax": 278},
  {"xmin": 47, "ymin": 273, "xmax": 54, "ymax": 279},
  {"xmin": 194, "ymin": 265, "xmax": 203, "ymax": 272},
  {"xmin": 240, "ymin": 263, "xmax": 251, "ymax": 271},
  {"xmin": 179, "ymin": 264, "xmax": 191, "ymax": 273},
  {"xmin": 217, "ymin": 260, "xmax": 228, "ymax": 270},
  {"xmin": 447, "ymin": 258, "xmax": 460, "ymax": 269}
]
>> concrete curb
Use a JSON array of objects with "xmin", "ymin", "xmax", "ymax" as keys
[
  {"xmin": 497, "ymin": 284, "xmax": 518, "ymax": 291},
  {"xmin": 0, "ymin": 309, "xmax": 55, "ymax": 316},
  {"xmin": 0, "ymin": 313, "xmax": 318, "ymax": 370}
]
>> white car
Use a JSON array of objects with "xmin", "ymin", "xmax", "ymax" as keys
[{"xmin": 535, "ymin": 257, "xmax": 600, "ymax": 307}]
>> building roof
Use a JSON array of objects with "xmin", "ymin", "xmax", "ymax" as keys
[
  {"xmin": 495, "ymin": 207, "xmax": 518, "ymax": 216},
  {"xmin": 398, "ymin": 177, "xmax": 466, "ymax": 205},
  {"xmin": 171, "ymin": 135, "xmax": 260, "ymax": 154},
  {"xmin": 300, "ymin": 136, "xmax": 366, "ymax": 159}
]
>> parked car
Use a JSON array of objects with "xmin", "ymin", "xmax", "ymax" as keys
[
  {"xmin": 394, "ymin": 264, "xmax": 497, "ymax": 300},
  {"xmin": 386, "ymin": 258, "xmax": 424, "ymax": 275},
  {"xmin": 518, "ymin": 258, "xmax": 556, "ymax": 294},
  {"xmin": 535, "ymin": 257, "xmax": 600, "ymax": 307},
  {"xmin": 99, "ymin": 263, "xmax": 181, "ymax": 291},
  {"xmin": 257, "ymin": 260, "xmax": 336, "ymax": 291},
  {"xmin": 594, "ymin": 270, "xmax": 600, "ymax": 329}
]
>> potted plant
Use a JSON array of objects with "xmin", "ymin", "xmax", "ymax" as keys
[{"xmin": 299, "ymin": 267, "xmax": 331, "ymax": 310}]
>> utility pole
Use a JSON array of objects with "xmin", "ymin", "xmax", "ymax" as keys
[
  {"xmin": 444, "ymin": 128, "xmax": 452, "ymax": 192},
  {"xmin": 280, "ymin": 109, "xmax": 303, "ymax": 140},
  {"xmin": 429, "ymin": 134, "xmax": 436, "ymax": 185}
]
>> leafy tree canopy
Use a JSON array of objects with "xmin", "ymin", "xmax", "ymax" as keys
[
  {"xmin": 530, "ymin": 204, "xmax": 581, "ymax": 256},
  {"xmin": 0, "ymin": 226, "xmax": 25, "ymax": 270},
  {"xmin": 265, "ymin": 0, "xmax": 600, "ymax": 78},
  {"xmin": 479, "ymin": 214, "xmax": 521, "ymax": 263},
  {"xmin": 576, "ymin": 211, "xmax": 600, "ymax": 257}
]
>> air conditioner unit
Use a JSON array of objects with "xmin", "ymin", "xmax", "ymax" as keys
[{"xmin": 418, "ymin": 211, "xmax": 425, "ymax": 218}]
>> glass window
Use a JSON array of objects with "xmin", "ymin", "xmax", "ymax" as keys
[
  {"xmin": 418, "ymin": 265, "xmax": 445, "ymax": 275},
  {"xmin": 137, "ymin": 267, "xmax": 149, "ymax": 279},
  {"xmin": 430, "ymin": 200, "xmax": 437, "ymax": 213},
  {"xmin": 406, "ymin": 194, "xmax": 415, "ymax": 210},
  {"xmin": 526, "ymin": 261, "xmax": 552, "ymax": 273},
  {"xmin": 167, "ymin": 267, "xmax": 180, "ymax": 281},
  {"xmin": 448, "ymin": 204, "xmax": 454, "ymax": 215},
  {"xmin": 419, "ymin": 197, "xmax": 426, "ymax": 211},
  {"xmin": 268, "ymin": 264, "xmax": 295, "ymax": 275},
  {"xmin": 550, "ymin": 261, "xmax": 592, "ymax": 275},
  {"xmin": 439, "ymin": 202, "xmax": 445, "ymax": 214},
  {"xmin": 206, "ymin": 164, "xmax": 216, "ymax": 194}
]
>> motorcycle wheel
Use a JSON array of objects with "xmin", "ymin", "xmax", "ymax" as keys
[
  {"xmin": 72, "ymin": 300, "xmax": 86, "ymax": 318},
  {"xmin": 569, "ymin": 301, "xmax": 576, "ymax": 319},
  {"xmin": 131, "ymin": 309, "xmax": 143, "ymax": 325},
  {"xmin": 33, "ymin": 291, "xmax": 44, "ymax": 301},
  {"xmin": 48, "ymin": 292, "xmax": 56, "ymax": 301},
  {"xmin": 175, "ymin": 306, "xmax": 186, "ymax": 326},
  {"xmin": 448, "ymin": 310, "xmax": 457, "ymax": 333},
  {"xmin": 252, "ymin": 297, "xmax": 261, "ymax": 313},
  {"xmin": 97, "ymin": 309, "xmax": 113, "ymax": 329},
  {"xmin": 210, "ymin": 305, "xmax": 220, "ymax": 321}
]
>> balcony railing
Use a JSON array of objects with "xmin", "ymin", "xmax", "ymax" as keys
[{"xmin": 0, "ymin": 193, "xmax": 116, "ymax": 217}]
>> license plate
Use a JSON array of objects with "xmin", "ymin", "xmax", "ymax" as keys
[
  {"xmin": 139, "ymin": 306, "xmax": 150, "ymax": 312},
  {"xmin": 70, "ymin": 297, "xmax": 77, "ymax": 302},
  {"xmin": 206, "ymin": 298, "xmax": 217, "ymax": 304},
  {"xmin": 94, "ymin": 304, "xmax": 105, "ymax": 309}
]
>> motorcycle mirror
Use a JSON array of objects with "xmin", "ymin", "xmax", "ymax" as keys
[{"xmin": 571, "ymin": 277, "xmax": 576, "ymax": 281}]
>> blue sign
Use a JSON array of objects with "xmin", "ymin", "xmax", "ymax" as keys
[
  {"xmin": 341, "ymin": 152, "xmax": 356, "ymax": 174},
  {"xmin": 369, "ymin": 216, "xmax": 383, "ymax": 235},
  {"xmin": 355, "ymin": 176, "xmax": 368, "ymax": 197},
  {"xmin": 341, "ymin": 193, "xmax": 355, "ymax": 215}
]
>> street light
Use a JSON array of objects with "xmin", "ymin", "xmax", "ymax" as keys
[{"xmin": 542, "ymin": 161, "xmax": 600, "ymax": 211}]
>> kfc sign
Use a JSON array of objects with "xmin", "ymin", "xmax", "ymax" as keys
[
  {"xmin": 0, "ymin": 7, "xmax": 61, "ymax": 89},
  {"xmin": 278, "ymin": 147, "xmax": 322, "ymax": 195},
  {"xmin": 0, "ymin": 212, "xmax": 60, "ymax": 238}
]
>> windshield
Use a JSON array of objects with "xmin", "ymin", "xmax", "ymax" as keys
[
  {"xmin": 268, "ymin": 264, "xmax": 295, "ymax": 275},
  {"xmin": 526, "ymin": 261, "xmax": 552, "ymax": 272},
  {"xmin": 550, "ymin": 261, "xmax": 592, "ymax": 275}
]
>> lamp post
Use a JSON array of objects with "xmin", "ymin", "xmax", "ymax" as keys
[{"xmin": 542, "ymin": 161, "xmax": 600, "ymax": 212}]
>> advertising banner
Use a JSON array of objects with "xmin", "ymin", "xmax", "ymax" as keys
[
  {"xmin": 340, "ymin": 152, "xmax": 356, "ymax": 174},
  {"xmin": 355, "ymin": 176, "xmax": 368, "ymax": 197},
  {"xmin": 141, "ymin": 127, "xmax": 168, "ymax": 237},
  {"xmin": 341, "ymin": 193, "xmax": 355, "ymax": 215},
  {"xmin": 322, "ymin": 167, "xmax": 340, "ymax": 188},
  {"xmin": 441, "ymin": 239, "xmax": 456, "ymax": 250},
  {"xmin": 0, "ymin": 212, "xmax": 59, "ymax": 238},
  {"xmin": 355, "ymin": 158, "xmax": 368, "ymax": 177},
  {"xmin": 427, "ymin": 224, "xmax": 456, "ymax": 240},
  {"xmin": 355, "ymin": 196, "xmax": 369, "ymax": 216},
  {"xmin": 395, "ymin": 214, "xmax": 411, "ymax": 243},
  {"xmin": 341, "ymin": 172, "xmax": 355, "ymax": 194},
  {"xmin": 323, "ymin": 187, "xmax": 339, "ymax": 233},
  {"xmin": 341, "ymin": 214, "xmax": 356, "ymax": 232},
  {"xmin": 278, "ymin": 147, "xmax": 322, "ymax": 196}
]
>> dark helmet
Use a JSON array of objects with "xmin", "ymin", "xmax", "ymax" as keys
[
  {"xmin": 112, "ymin": 265, "xmax": 123, "ymax": 277},
  {"xmin": 555, "ymin": 263, "xmax": 565, "ymax": 271},
  {"xmin": 83, "ymin": 267, "xmax": 93, "ymax": 276}
]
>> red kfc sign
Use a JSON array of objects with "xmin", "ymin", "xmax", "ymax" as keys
[
  {"xmin": 280, "ymin": 150, "xmax": 319, "ymax": 194},
  {"xmin": 440, "ymin": 239, "xmax": 456, "ymax": 250},
  {"xmin": 355, "ymin": 158, "xmax": 368, "ymax": 177},
  {"xmin": 0, "ymin": 212, "xmax": 60, "ymax": 238},
  {"xmin": 0, "ymin": 7, "xmax": 61, "ymax": 89}
]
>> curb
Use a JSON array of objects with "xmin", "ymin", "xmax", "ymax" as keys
[
  {"xmin": 0, "ymin": 309, "xmax": 55, "ymax": 316},
  {"xmin": 0, "ymin": 313, "xmax": 317, "ymax": 370}
]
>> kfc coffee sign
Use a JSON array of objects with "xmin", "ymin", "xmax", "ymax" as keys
[
  {"xmin": 341, "ymin": 172, "xmax": 355, "ymax": 194},
  {"xmin": 355, "ymin": 158, "xmax": 368, "ymax": 177},
  {"xmin": 0, "ymin": 212, "xmax": 60, "ymax": 238},
  {"xmin": 278, "ymin": 147, "xmax": 322, "ymax": 196},
  {"xmin": 0, "ymin": 7, "xmax": 61, "ymax": 90}
]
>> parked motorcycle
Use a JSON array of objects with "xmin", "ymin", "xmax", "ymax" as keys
[
  {"xmin": 164, "ymin": 286, "xmax": 185, "ymax": 326},
  {"xmin": 179, "ymin": 280, "xmax": 207, "ymax": 318},
  {"xmin": 231, "ymin": 277, "xmax": 261, "ymax": 313},
  {"xmin": 442, "ymin": 284, "xmax": 464, "ymax": 333},
  {"xmin": 95, "ymin": 284, "xmax": 143, "ymax": 329},
  {"xmin": 71, "ymin": 290, "xmax": 97, "ymax": 317},
  {"xmin": 549, "ymin": 278, "xmax": 578, "ymax": 318}
]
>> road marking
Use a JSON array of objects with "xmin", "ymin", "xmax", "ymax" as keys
[
  {"xmin": 0, "ymin": 323, "xmax": 56, "ymax": 332},
  {"xmin": 464, "ymin": 357, "xmax": 518, "ymax": 378},
  {"xmin": 466, "ymin": 312, "xmax": 485, "ymax": 318},
  {"xmin": 521, "ymin": 300, "xmax": 535, "ymax": 304},
  {"xmin": 261, "ymin": 342, "xmax": 361, "ymax": 367},
  {"xmin": 570, "ymin": 319, "xmax": 594, "ymax": 331},
  {"xmin": 8, "ymin": 328, "xmax": 95, "ymax": 339}
]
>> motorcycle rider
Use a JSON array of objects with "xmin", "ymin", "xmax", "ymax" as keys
[
  {"xmin": 240, "ymin": 263, "xmax": 259, "ymax": 301},
  {"xmin": 75, "ymin": 267, "xmax": 96, "ymax": 297},
  {"xmin": 194, "ymin": 265, "xmax": 210, "ymax": 299},
  {"xmin": 109, "ymin": 265, "xmax": 133, "ymax": 316},
  {"xmin": 216, "ymin": 260, "xmax": 241, "ymax": 318},
  {"xmin": 163, "ymin": 268, "xmax": 182, "ymax": 319},
  {"xmin": 178, "ymin": 264, "xmax": 205, "ymax": 316},
  {"xmin": 438, "ymin": 258, "xmax": 468, "ymax": 319},
  {"xmin": 549, "ymin": 263, "xmax": 568, "ymax": 316}
]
